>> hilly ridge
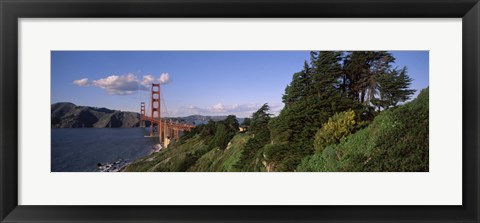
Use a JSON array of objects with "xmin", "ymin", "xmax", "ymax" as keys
[
  {"xmin": 51, "ymin": 102, "xmax": 243, "ymax": 128},
  {"xmin": 51, "ymin": 102, "xmax": 140, "ymax": 128}
]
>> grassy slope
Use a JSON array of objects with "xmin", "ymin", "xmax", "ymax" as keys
[
  {"xmin": 297, "ymin": 88, "xmax": 429, "ymax": 172},
  {"xmin": 189, "ymin": 133, "xmax": 252, "ymax": 171},
  {"xmin": 123, "ymin": 135, "xmax": 207, "ymax": 171},
  {"xmin": 124, "ymin": 133, "xmax": 252, "ymax": 172},
  {"xmin": 125, "ymin": 88, "xmax": 429, "ymax": 172}
]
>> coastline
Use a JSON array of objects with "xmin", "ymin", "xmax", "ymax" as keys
[{"xmin": 97, "ymin": 144, "xmax": 162, "ymax": 172}]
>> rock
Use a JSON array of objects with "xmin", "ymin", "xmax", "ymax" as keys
[{"xmin": 96, "ymin": 160, "xmax": 131, "ymax": 172}]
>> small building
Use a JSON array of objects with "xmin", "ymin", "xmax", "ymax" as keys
[{"xmin": 239, "ymin": 126, "xmax": 249, "ymax": 132}]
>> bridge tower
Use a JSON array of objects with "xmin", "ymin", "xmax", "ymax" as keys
[
  {"xmin": 140, "ymin": 102, "xmax": 146, "ymax": 128},
  {"xmin": 150, "ymin": 83, "xmax": 161, "ymax": 137}
]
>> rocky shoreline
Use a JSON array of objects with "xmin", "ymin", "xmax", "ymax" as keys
[
  {"xmin": 96, "ymin": 144, "xmax": 163, "ymax": 172},
  {"xmin": 96, "ymin": 159, "xmax": 130, "ymax": 172},
  {"xmin": 150, "ymin": 143, "xmax": 162, "ymax": 154}
]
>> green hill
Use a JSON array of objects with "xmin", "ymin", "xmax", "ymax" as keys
[
  {"xmin": 124, "ymin": 88, "xmax": 428, "ymax": 172},
  {"xmin": 297, "ymin": 88, "xmax": 429, "ymax": 172},
  {"xmin": 124, "ymin": 133, "xmax": 252, "ymax": 172}
]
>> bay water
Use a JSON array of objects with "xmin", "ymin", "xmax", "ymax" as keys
[{"xmin": 51, "ymin": 128, "xmax": 159, "ymax": 172}]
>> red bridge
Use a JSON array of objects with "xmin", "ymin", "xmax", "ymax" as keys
[{"xmin": 139, "ymin": 83, "xmax": 195, "ymax": 148}]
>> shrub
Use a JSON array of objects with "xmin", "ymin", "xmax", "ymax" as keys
[{"xmin": 313, "ymin": 110, "xmax": 358, "ymax": 153}]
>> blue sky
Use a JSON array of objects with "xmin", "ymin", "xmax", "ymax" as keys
[{"xmin": 51, "ymin": 51, "xmax": 429, "ymax": 118}]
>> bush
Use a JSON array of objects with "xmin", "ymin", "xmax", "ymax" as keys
[{"xmin": 313, "ymin": 110, "xmax": 359, "ymax": 153}]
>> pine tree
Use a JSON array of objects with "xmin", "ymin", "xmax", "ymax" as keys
[
  {"xmin": 372, "ymin": 67, "xmax": 416, "ymax": 110},
  {"xmin": 343, "ymin": 51, "xmax": 368, "ymax": 101},
  {"xmin": 241, "ymin": 118, "xmax": 251, "ymax": 126},
  {"xmin": 282, "ymin": 61, "xmax": 312, "ymax": 106},
  {"xmin": 224, "ymin": 115, "xmax": 239, "ymax": 132},
  {"xmin": 235, "ymin": 104, "xmax": 272, "ymax": 171},
  {"xmin": 271, "ymin": 51, "xmax": 353, "ymax": 156},
  {"xmin": 343, "ymin": 51, "xmax": 395, "ymax": 104},
  {"xmin": 311, "ymin": 51, "xmax": 343, "ymax": 96},
  {"xmin": 250, "ymin": 103, "xmax": 271, "ymax": 136},
  {"xmin": 363, "ymin": 51, "xmax": 395, "ymax": 105}
]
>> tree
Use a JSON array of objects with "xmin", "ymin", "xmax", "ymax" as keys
[
  {"xmin": 250, "ymin": 103, "xmax": 271, "ymax": 135},
  {"xmin": 235, "ymin": 104, "xmax": 272, "ymax": 171},
  {"xmin": 199, "ymin": 119, "xmax": 216, "ymax": 142},
  {"xmin": 272, "ymin": 51, "xmax": 357, "ymax": 146},
  {"xmin": 311, "ymin": 51, "xmax": 344, "ymax": 96},
  {"xmin": 241, "ymin": 118, "xmax": 251, "ymax": 126},
  {"xmin": 343, "ymin": 51, "xmax": 368, "ymax": 101},
  {"xmin": 269, "ymin": 51, "xmax": 404, "ymax": 171},
  {"xmin": 363, "ymin": 52, "xmax": 395, "ymax": 105},
  {"xmin": 224, "ymin": 115, "xmax": 240, "ymax": 132},
  {"xmin": 343, "ymin": 51, "xmax": 395, "ymax": 104},
  {"xmin": 268, "ymin": 51, "xmax": 357, "ymax": 170},
  {"xmin": 372, "ymin": 67, "xmax": 416, "ymax": 110},
  {"xmin": 282, "ymin": 61, "xmax": 312, "ymax": 106},
  {"xmin": 210, "ymin": 116, "xmax": 238, "ymax": 150}
]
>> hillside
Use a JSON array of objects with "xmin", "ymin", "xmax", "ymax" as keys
[
  {"xmin": 51, "ymin": 102, "xmax": 140, "ymax": 128},
  {"xmin": 124, "ymin": 134, "xmax": 252, "ymax": 172},
  {"xmin": 297, "ymin": 88, "xmax": 429, "ymax": 172},
  {"xmin": 124, "ymin": 88, "xmax": 429, "ymax": 172},
  {"xmin": 51, "ymin": 102, "xmax": 242, "ymax": 128}
]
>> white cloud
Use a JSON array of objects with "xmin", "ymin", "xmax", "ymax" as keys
[
  {"xmin": 72, "ymin": 78, "xmax": 89, "ymax": 87},
  {"xmin": 175, "ymin": 103, "xmax": 283, "ymax": 118},
  {"xmin": 158, "ymin": 73, "xmax": 170, "ymax": 84},
  {"xmin": 90, "ymin": 73, "xmax": 139, "ymax": 95},
  {"xmin": 73, "ymin": 73, "xmax": 171, "ymax": 95},
  {"xmin": 212, "ymin": 103, "xmax": 226, "ymax": 111},
  {"xmin": 140, "ymin": 75, "xmax": 155, "ymax": 90}
]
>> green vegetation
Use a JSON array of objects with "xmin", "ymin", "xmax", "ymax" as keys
[
  {"xmin": 234, "ymin": 104, "xmax": 271, "ymax": 171},
  {"xmin": 125, "ymin": 51, "xmax": 427, "ymax": 172},
  {"xmin": 124, "ymin": 132, "xmax": 252, "ymax": 172},
  {"xmin": 298, "ymin": 88, "xmax": 429, "ymax": 172},
  {"xmin": 313, "ymin": 110, "xmax": 365, "ymax": 154}
]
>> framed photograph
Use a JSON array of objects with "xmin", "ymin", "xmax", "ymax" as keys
[{"xmin": 1, "ymin": 0, "xmax": 479, "ymax": 222}]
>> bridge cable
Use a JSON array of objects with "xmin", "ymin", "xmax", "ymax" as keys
[{"xmin": 161, "ymin": 95, "xmax": 170, "ymax": 118}]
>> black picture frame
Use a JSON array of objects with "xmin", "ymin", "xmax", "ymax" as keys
[{"xmin": 1, "ymin": 0, "xmax": 479, "ymax": 222}]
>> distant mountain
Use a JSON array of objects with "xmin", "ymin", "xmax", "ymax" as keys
[
  {"xmin": 51, "ymin": 102, "xmax": 246, "ymax": 128},
  {"xmin": 176, "ymin": 115, "xmax": 245, "ymax": 126},
  {"xmin": 51, "ymin": 102, "xmax": 140, "ymax": 128}
]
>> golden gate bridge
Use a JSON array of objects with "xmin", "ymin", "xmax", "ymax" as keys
[{"xmin": 139, "ymin": 83, "xmax": 195, "ymax": 148}]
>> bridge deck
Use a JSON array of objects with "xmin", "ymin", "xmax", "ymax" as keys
[{"xmin": 140, "ymin": 115, "xmax": 195, "ymax": 130}]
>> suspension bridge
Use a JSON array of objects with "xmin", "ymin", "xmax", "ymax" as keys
[{"xmin": 139, "ymin": 83, "xmax": 195, "ymax": 148}]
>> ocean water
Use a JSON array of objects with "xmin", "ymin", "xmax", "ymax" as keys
[{"xmin": 51, "ymin": 128, "xmax": 159, "ymax": 172}]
